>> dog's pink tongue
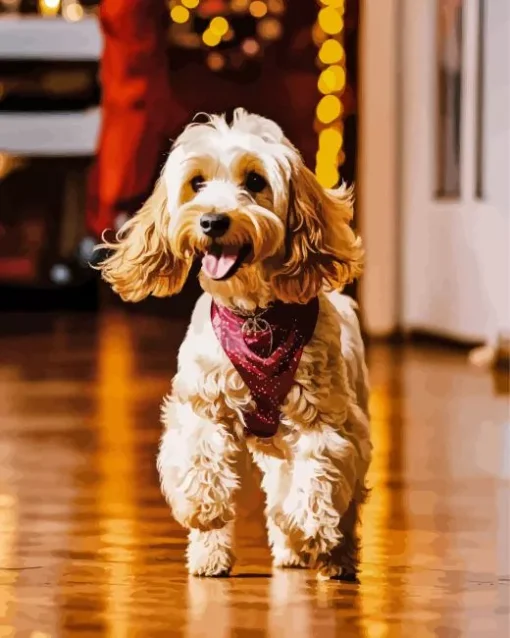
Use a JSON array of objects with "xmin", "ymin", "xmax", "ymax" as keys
[{"xmin": 202, "ymin": 246, "xmax": 239, "ymax": 280}]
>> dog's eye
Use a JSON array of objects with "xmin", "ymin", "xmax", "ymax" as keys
[
  {"xmin": 191, "ymin": 175, "xmax": 205, "ymax": 193},
  {"xmin": 245, "ymin": 171, "xmax": 267, "ymax": 194}
]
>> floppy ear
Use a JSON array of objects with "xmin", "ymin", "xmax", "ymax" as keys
[
  {"xmin": 271, "ymin": 164, "xmax": 363, "ymax": 304},
  {"xmin": 97, "ymin": 178, "xmax": 192, "ymax": 302}
]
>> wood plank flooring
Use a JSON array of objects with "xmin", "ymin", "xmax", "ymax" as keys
[{"xmin": 0, "ymin": 310, "xmax": 508, "ymax": 637}]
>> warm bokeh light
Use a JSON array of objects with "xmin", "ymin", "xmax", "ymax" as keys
[
  {"xmin": 241, "ymin": 38, "xmax": 260, "ymax": 56},
  {"xmin": 170, "ymin": 5, "xmax": 190, "ymax": 23},
  {"xmin": 318, "ymin": 38, "xmax": 344, "ymax": 64},
  {"xmin": 314, "ymin": 0, "xmax": 345, "ymax": 187},
  {"xmin": 257, "ymin": 17, "xmax": 282, "ymax": 40},
  {"xmin": 318, "ymin": 64, "xmax": 346, "ymax": 94},
  {"xmin": 318, "ymin": 7, "xmax": 344, "ymax": 35},
  {"xmin": 231, "ymin": 0, "xmax": 250, "ymax": 11},
  {"xmin": 314, "ymin": 161, "xmax": 339, "ymax": 189},
  {"xmin": 311, "ymin": 21, "xmax": 328, "ymax": 46},
  {"xmin": 182, "ymin": 0, "xmax": 200, "ymax": 7},
  {"xmin": 319, "ymin": 126, "xmax": 343, "ymax": 153},
  {"xmin": 316, "ymin": 94, "xmax": 342, "ymax": 125},
  {"xmin": 210, "ymin": 16, "xmax": 229, "ymax": 37},
  {"xmin": 207, "ymin": 51, "xmax": 226, "ymax": 71},
  {"xmin": 319, "ymin": 0, "xmax": 344, "ymax": 7},
  {"xmin": 38, "ymin": 0, "xmax": 60, "ymax": 16},
  {"xmin": 63, "ymin": 0, "xmax": 84, "ymax": 22},
  {"xmin": 202, "ymin": 28, "xmax": 221, "ymax": 47},
  {"xmin": 249, "ymin": 0, "xmax": 268, "ymax": 18},
  {"xmin": 267, "ymin": 0, "xmax": 284, "ymax": 14}
]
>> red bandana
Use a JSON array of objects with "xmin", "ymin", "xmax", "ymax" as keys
[{"xmin": 211, "ymin": 297, "xmax": 319, "ymax": 438}]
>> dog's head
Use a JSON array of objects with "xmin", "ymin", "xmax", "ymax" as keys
[{"xmin": 98, "ymin": 109, "xmax": 363, "ymax": 309}]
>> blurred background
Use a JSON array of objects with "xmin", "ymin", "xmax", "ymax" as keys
[
  {"xmin": 0, "ymin": 0, "xmax": 508, "ymax": 350},
  {"xmin": 0, "ymin": 2, "xmax": 509, "ymax": 636}
]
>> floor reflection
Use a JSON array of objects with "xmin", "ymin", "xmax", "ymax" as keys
[{"xmin": 0, "ymin": 312, "xmax": 508, "ymax": 637}]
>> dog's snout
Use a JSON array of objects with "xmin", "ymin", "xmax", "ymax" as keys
[{"xmin": 200, "ymin": 213, "xmax": 231, "ymax": 238}]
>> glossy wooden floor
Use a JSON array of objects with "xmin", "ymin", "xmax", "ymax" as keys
[{"xmin": 0, "ymin": 310, "xmax": 508, "ymax": 637}]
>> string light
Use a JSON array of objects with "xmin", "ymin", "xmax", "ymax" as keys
[
  {"xmin": 170, "ymin": 5, "xmax": 191, "ymax": 23},
  {"xmin": 318, "ymin": 38, "xmax": 344, "ymax": 65},
  {"xmin": 249, "ymin": 1, "xmax": 268, "ymax": 18},
  {"xmin": 38, "ymin": 0, "xmax": 60, "ymax": 16},
  {"xmin": 202, "ymin": 28, "xmax": 221, "ymax": 46},
  {"xmin": 169, "ymin": 0, "xmax": 285, "ymax": 71},
  {"xmin": 241, "ymin": 38, "xmax": 260, "ymax": 56},
  {"xmin": 257, "ymin": 16, "xmax": 282, "ymax": 40},
  {"xmin": 207, "ymin": 52, "xmax": 226, "ymax": 70},
  {"xmin": 267, "ymin": 0, "xmax": 284, "ymax": 14},
  {"xmin": 209, "ymin": 16, "xmax": 229, "ymax": 36},
  {"xmin": 231, "ymin": 0, "xmax": 250, "ymax": 11},
  {"xmin": 62, "ymin": 0, "xmax": 84, "ymax": 21},
  {"xmin": 313, "ymin": 0, "xmax": 346, "ymax": 188},
  {"xmin": 318, "ymin": 6, "xmax": 343, "ymax": 34},
  {"xmin": 317, "ymin": 64, "xmax": 345, "ymax": 94}
]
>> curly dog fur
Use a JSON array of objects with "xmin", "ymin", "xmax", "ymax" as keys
[{"xmin": 98, "ymin": 109, "xmax": 372, "ymax": 580}]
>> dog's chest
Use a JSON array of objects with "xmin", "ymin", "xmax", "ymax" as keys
[
  {"xmin": 208, "ymin": 298, "xmax": 319, "ymax": 438},
  {"xmin": 182, "ymin": 302, "xmax": 333, "ymax": 438}
]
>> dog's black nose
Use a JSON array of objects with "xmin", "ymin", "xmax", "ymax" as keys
[{"xmin": 200, "ymin": 213, "xmax": 231, "ymax": 238}]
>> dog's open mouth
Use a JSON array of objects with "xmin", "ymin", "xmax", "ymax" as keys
[{"xmin": 201, "ymin": 243, "xmax": 251, "ymax": 280}]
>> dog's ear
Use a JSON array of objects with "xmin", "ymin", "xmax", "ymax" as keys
[
  {"xmin": 97, "ymin": 178, "xmax": 192, "ymax": 302},
  {"xmin": 271, "ymin": 163, "xmax": 363, "ymax": 304}
]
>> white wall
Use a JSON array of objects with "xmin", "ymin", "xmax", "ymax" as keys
[
  {"xmin": 359, "ymin": 0, "xmax": 510, "ymax": 343},
  {"xmin": 482, "ymin": 0, "xmax": 510, "ymax": 339},
  {"xmin": 357, "ymin": 0, "xmax": 400, "ymax": 337}
]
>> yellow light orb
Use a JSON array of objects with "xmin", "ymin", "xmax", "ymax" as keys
[
  {"xmin": 249, "ymin": 0, "xmax": 268, "ymax": 18},
  {"xmin": 182, "ymin": 0, "xmax": 200, "ymax": 7},
  {"xmin": 317, "ymin": 64, "xmax": 346, "ymax": 95},
  {"xmin": 39, "ymin": 0, "xmax": 60, "ymax": 16},
  {"xmin": 210, "ymin": 16, "xmax": 229, "ymax": 36},
  {"xmin": 319, "ymin": 127, "xmax": 343, "ymax": 153},
  {"xmin": 202, "ymin": 29, "xmax": 221, "ymax": 47},
  {"xmin": 316, "ymin": 163, "xmax": 340, "ymax": 188},
  {"xmin": 318, "ymin": 7, "xmax": 344, "ymax": 35},
  {"xmin": 170, "ymin": 5, "xmax": 190, "ymax": 23},
  {"xmin": 316, "ymin": 94, "xmax": 342, "ymax": 124},
  {"xmin": 315, "ymin": 151, "xmax": 333, "ymax": 167},
  {"xmin": 320, "ymin": 0, "xmax": 344, "ymax": 8},
  {"xmin": 318, "ymin": 38, "xmax": 344, "ymax": 65}
]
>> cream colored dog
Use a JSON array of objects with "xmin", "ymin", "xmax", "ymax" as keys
[{"xmin": 98, "ymin": 109, "xmax": 372, "ymax": 580}]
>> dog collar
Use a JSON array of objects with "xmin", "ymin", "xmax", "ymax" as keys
[{"xmin": 211, "ymin": 297, "xmax": 319, "ymax": 438}]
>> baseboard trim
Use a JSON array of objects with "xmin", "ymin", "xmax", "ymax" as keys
[{"xmin": 364, "ymin": 328, "xmax": 483, "ymax": 352}]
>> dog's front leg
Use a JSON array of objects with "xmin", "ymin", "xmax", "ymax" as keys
[
  {"xmin": 278, "ymin": 427, "xmax": 359, "ymax": 577},
  {"xmin": 158, "ymin": 402, "xmax": 242, "ymax": 576}
]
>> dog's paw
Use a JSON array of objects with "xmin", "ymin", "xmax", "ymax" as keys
[
  {"xmin": 187, "ymin": 530, "xmax": 234, "ymax": 577},
  {"xmin": 275, "ymin": 513, "xmax": 341, "ymax": 563},
  {"xmin": 316, "ymin": 564, "xmax": 359, "ymax": 582},
  {"xmin": 272, "ymin": 547, "xmax": 307, "ymax": 569},
  {"xmin": 315, "ymin": 545, "xmax": 359, "ymax": 582}
]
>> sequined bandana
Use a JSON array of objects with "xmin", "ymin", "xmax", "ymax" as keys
[{"xmin": 211, "ymin": 297, "xmax": 320, "ymax": 438}]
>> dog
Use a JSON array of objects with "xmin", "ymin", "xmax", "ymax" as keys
[{"xmin": 98, "ymin": 109, "xmax": 372, "ymax": 580}]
